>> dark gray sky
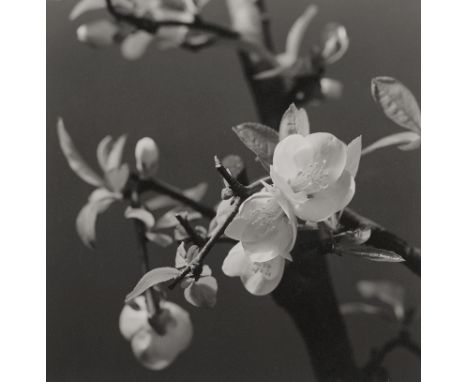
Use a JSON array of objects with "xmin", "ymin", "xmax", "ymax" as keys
[{"xmin": 47, "ymin": 0, "xmax": 420, "ymax": 380}]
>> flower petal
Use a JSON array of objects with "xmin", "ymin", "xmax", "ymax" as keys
[
  {"xmin": 121, "ymin": 31, "xmax": 153, "ymax": 60},
  {"xmin": 119, "ymin": 296, "xmax": 149, "ymax": 341},
  {"xmin": 243, "ymin": 217, "xmax": 295, "ymax": 262},
  {"xmin": 222, "ymin": 243, "xmax": 249, "ymax": 277},
  {"xmin": 241, "ymin": 256, "xmax": 285, "ymax": 296},
  {"xmin": 345, "ymin": 136, "xmax": 362, "ymax": 178},
  {"xmin": 293, "ymin": 132, "xmax": 347, "ymax": 190},
  {"xmin": 296, "ymin": 170, "xmax": 355, "ymax": 222},
  {"xmin": 224, "ymin": 217, "xmax": 248, "ymax": 241},
  {"xmin": 272, "ymin": 134, "xmax": 307, "ymax": 181}
]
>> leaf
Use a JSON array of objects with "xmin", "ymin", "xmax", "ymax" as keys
[
  {"xmin": 184, "ymin": 276, "xmax": 218, "ymax": 308},
  {"xmin": 362, "ymin": 131, "xmax": 420, "ymax": 155},
  {"xmin": 145, "ymin": 232, "xmax": 174, "ymax": 247},
  {"xmin": 125, "ymin": 267, "xmax": 180, "ymax": 302},
  {"xmin": 76, "ymin": 195, "xmax": 116, "ymax": 248},
  {"xmin": 279, "ymin": 104, "xmax": 310, "ymax": 140},
  {"xmin": 320, "ymin": 78, "xmax": 343, "ymax": 100},
  {"xmin": 357, "ymin": 280, "xmax": 405, "ymax": 320},
  {"xmin": 222, "ymin": 155, "xmax": 245, "ymax": 180},
  {"xmin": 321, "ymin": 23, "xmax": 349, "ymax": 64},
  {"xmin": 285, "ymin": 5, "xmax": 318, "ymax": 60},
  {"xmin": 335, "ymin": 227, "xmax": 371, "ymax": 246},
  {"xmin": 371, "ymin": 77, "xmax": 421, "ymax": 132},
  {"xmin": 57, "ymin": 118, "xmax": 104, "ymax": 187},
  {"xmin": 155, "ymin": 209, "xmax": 202, "ymax": 230},
  {"xmin": 105, "ymin": 164, "xmax": 130, "ymax": 192},
  {"xmin": 226, "ymin": 0, "xmax": 263, "ymax": 44},
  {"xmin": 346, "ymin": 136, "xmax": 362, "ymax": 178},
  {"xmin": 340, "ymin": 302, "xmax": 386, "ymax": 316},
  {"xmin": 96, "ymin": 135, "xmax": 113, "ymax": 172},
  {"xmin": 125, "ymin": 206, "xmax": 155, "ymax": 229},
  {"xmin": 183, "ymin": 182, "xmax": 208, "ymax": 202},
  {"xmin": 232, "ymin": 122, "xmax": 279, "ymax": 169},
  {"xmin": 106, "ymin": 134, "xmax": 127, "ymax": 171},
  {"xmin": 334, "ymin": 244, "xmax": 405, "ymax": 263},
  {"xmin": 69, "ymin": 0, "xmax": 106, "ymax": 20},
  {"xmin": 121, "ymin": 31, "xmax": 154, "ymax": 61}
]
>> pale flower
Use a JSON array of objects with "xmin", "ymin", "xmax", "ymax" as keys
[
  {"xmin": 119, "ymin": 297, "xmax": 193, "ymax": 370},
  {"xmin": 135, "ymin": 137, "xmax": 160, "ymax": 178},
  {"xmin": 271, "ymin": 132, "xmax": 361, "ymax": 222},
  {"xmin": 222, "ymin": 189, "xmax": 297, "ymax": 295}
]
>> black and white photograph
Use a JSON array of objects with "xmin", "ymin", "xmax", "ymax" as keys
[
  {"xmin": 44, "ymin": 1, "xmax": 423, "ymax": 381},
  {"xmin": 13, "ymin": 0, "xmax": 468, "ymax": 380}
]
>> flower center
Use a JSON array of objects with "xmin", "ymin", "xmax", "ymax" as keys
[
  {"xmin": 289, "ymin": 159, "xmax": 330, "ymax": 195},
  {"xmin": 250, "ymin": 262, "xmax": 275, "ymax": 279}
]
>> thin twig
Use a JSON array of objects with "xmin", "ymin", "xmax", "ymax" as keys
[
  {"xmin": 169, "ymin": 196, "xmax": 242, "ymax": 289},
  {"xmin": 130, "ymin": 191, "xmax": 161, "ymax": 316},
  {"xmin": 138, "ymin": 177, "xmax": 215, "ymax": 219},
  {"xmin": 175, "ymin": 213, "xmax": 206, "ymax": 247}
]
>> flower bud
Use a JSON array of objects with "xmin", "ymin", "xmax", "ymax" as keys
[
  {"xmin": 135, "ymin": 137, "xmax": 159, "ymax": 178},
  {"xmin": 119, "ymin": 298, "xmax": 193, "ymax": 370},
  {"xmin": 76, "ymin": 20, "xmax": 118, "ymax": 47}
]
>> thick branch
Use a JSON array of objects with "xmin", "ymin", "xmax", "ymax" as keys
[{"xmin": 341, "ymin": 208, "xmax": 421, "ymax": 276}]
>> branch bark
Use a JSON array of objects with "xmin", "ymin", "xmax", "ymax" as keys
[{"xmin": 341, "ymin": 208, "xmax": 421, "ymax": 276}]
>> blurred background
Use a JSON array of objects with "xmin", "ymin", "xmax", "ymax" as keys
[{"xmin": 47, "ymin": 0, "xmax": 420, "ymax": 380}]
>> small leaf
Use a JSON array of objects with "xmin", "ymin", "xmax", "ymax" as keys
[
  {"xmin": 371, "ymin": 77, "xmax": 421, "ymax": 132},
  {"xmin": 340, "ymin": 302, "xmax": 395, "ymax": 321},
  {"xmin": 183, "ymin": 182, "xmax": 208, "ymax": 202},
  {"xmin": 279, "ymin": 104, "xmax": 310, "ymax": 140},
  {"xmin": 106, "ymin": 135, "xmax": 127, "ymax": 171},
  {"xmin": 285, "ymin": 5, "xmax": 318, "ymax": 60},
  {"xmin": 184, "ymin": 276, "xmax": 218, "ymax": 308},
  {"xmin": 334, "ymin": 244, "xmax": 405, "ymax": 262},
  {"xmin": 125, "ymin": 206, "xmax": 155, "ymax": 229},
  {"xmin": 341, "ymin": 302, "xmax": 385, "ymax": 316},
  {"xmin": 226, "ymin": 0, "xmax": 263, "ymax": 44},
  {"xmin": 105, "ymin": 164, "xmax": 130, "ymax": 192},
  {"xmin": 155, "ymin": 209, "xmax": 202, "ymax": 230},
  {"xmin": 125, "ymin": 267, "xmax": 180, "ymax": 302},
  {"xmin": 96, "ymin": 135, "xmax": 113, "ymax": 172},
  {"xmin": 145, "ymin": 232, "xmax": 174, "ymax": 247},
  {"xmin": 321, "ymin": 23, "xmax": 349, "ymax": 64},
  {"xmin": 69, "ymin": 0, "xmax": 106, "ymax": 20},
  {"xmin": 362, "ymin": 131, "xmax": 420, "ymax": 155},
  {"xmin": 357, "ymin": 280, "xmax": 405, "ymax": 320},
  {"xmin": 57, "ymin": 118, "xmax": 104, "ymax": 187},
  {"xmin": 76, "ymin": 196, "xmax": 116, "ymax": 248},
  {"xmin": 335, "ymin": 227, "xmax": 371, "ymax": 245},
  {"xmin": 320, "ymin": 78, "xmax": 343, "ymax": 100},
  {"xmin": 76, "ymin": 20, "xmax": 119, "ymax": 47},
  {"xmin": 121, "ymin": 31, "xmax": 154, "ymax": 60},
  {"xmin": 346, "ymin": 136, "xmax": 362, "ymax": 178},
  {"xmin": 145, "ymin": 195, "xmax": 179, "ymax": 211},
  {"xmin": 222, "ymin": 155, "xmax": 245, "ymax": 180},
  {"xmin": 232, "ymin": 122, "xmax": 279, "ymax": 169}
]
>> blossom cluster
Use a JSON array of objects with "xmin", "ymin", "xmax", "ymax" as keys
[{"xmin": 221, "ymin": 105, "xmax": 361, "ymax": 295}]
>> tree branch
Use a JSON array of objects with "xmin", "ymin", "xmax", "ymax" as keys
[
  {"xmin": 362, "ymin": 330, "xmax": 420, "ymax": 379},
  {"xmin": 169, "ymin": 196, "xmax": 242, "ymax": 289},
  {"xmin": 137, "ymin": 177, "xmax": 215, "ymax": 219},
  {"xmin": 340, "ymin": 208, "xmax": 421, "ymax": 276}
]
